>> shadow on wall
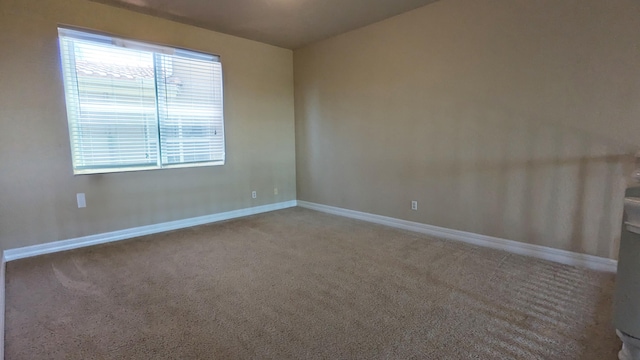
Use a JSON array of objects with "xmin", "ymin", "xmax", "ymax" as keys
[
  {"xmin": 419, "ymin": 149, "xmax": 631, "ymax": 260},
  {"xmin": 297, "ymin": 87, "xmax": 635, "ymax": 260},
  {"xmin": 411, "ymin": 114, "xmax": 633, "ymax": 260}
]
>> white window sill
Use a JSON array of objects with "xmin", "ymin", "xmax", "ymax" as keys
[{"xmin": 73, "ymin": 160, "xmax": 225, "ymax": 175}]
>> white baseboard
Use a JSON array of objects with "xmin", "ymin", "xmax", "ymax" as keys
[
  {"xmin": 297, "ymin": 201, "xmax": 618, "ymax": 273},
  {"xmin": 3, "ymin": 201, "xmax": 297, "ymax": 262}
]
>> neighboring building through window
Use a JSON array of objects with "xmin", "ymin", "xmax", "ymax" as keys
[{"xmin": 58, "ymin": 27, "xmax": 225, "ymax": 174}]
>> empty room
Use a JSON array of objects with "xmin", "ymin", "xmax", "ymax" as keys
[{"xmin": 1, "ymin": 0, "xmax": 640, "ymax": 359}]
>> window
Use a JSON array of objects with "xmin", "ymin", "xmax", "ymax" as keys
[{"xmin": 58, "ymin": 27, "xmax": 225, "ymax": 174}]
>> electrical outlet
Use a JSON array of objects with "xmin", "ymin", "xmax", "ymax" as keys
[
  {"xmin": 77, "ymin": 193, "xmax": 86, "ymax": 208},
  {"xmin": 274, "ymin": 188, "xmax": 278, "ymax": 195},
  {"xmin": 411, "ymin": 201, "xmax": 418, "ymax": 211},
  {"xmin": 252, "ymin": 191, "xmax": 257, "ymax": 199}
]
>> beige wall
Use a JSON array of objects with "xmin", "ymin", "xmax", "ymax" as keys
[
  {"xmin": 0, "ymin": 0, "xmax": 296, "ymax": 252},
  {"xmin": 294, "ymin": 0, "xmax": 640, "ymax": 259},
  {"xmin": 2, "ymin": 0, "xmax": 638, "ymax": 260}
]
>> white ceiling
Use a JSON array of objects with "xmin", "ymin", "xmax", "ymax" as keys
[{"xmin": 88, "ymin": 0, "xmax": 440, "ymax": 49}]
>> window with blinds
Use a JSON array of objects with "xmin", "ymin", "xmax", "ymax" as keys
[{"xmin": 58, "ymin": 27, "xmax": 225, "ymax": 174}]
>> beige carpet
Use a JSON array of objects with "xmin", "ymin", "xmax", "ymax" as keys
[{"xmin": 5, "ymin": 207, "xmax": 619, "ymax": 359}]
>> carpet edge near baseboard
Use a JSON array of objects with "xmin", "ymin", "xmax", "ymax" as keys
[
  {"xmin": 297, "ymin": 201, "xmax": 618, "ymax": 273},
  {"xmin": 2, "ymin": 201, "xmax": 298, "ymax": 263}
]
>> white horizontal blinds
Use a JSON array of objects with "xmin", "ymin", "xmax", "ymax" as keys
[
  {"xmin": 157, "ymin": 51, "xmax": 224, "ymax": 165},
  {"xmin": 58, "ymin": 27, "xmax": 225, "ymax": 174},
  {"xmin": 58, "ymin": 29, "xmax": 160, "ymax": 171}
]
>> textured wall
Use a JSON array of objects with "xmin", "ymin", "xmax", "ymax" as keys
[
  {"xmin": 294, "ymin": 0, "xmax": 640, "ymax": 259},
  {"xmin": 0, "ymin": 0, "xmax": 296, "ymax": 251}
]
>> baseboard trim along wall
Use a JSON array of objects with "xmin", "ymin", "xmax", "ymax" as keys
[
  {"xmin": 3, "ymin": 201, "xmax": 297, "ymax": 262},
  {"xmin": 297, "ymin": 201, "xmax": 619, "ymax": 273},
  {"xmin": 2, "ymin": 199, "xmax": 618, "ymax": 269}
]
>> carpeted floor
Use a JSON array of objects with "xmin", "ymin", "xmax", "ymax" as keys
[{"xmin": 5, "ymin": 207, "xmax": 619, "ymax": 359}]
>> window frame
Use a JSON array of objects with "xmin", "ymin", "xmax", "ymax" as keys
[{"xmin": 57, "ymin": 26, "xmax": 226, "ymax": 175}]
